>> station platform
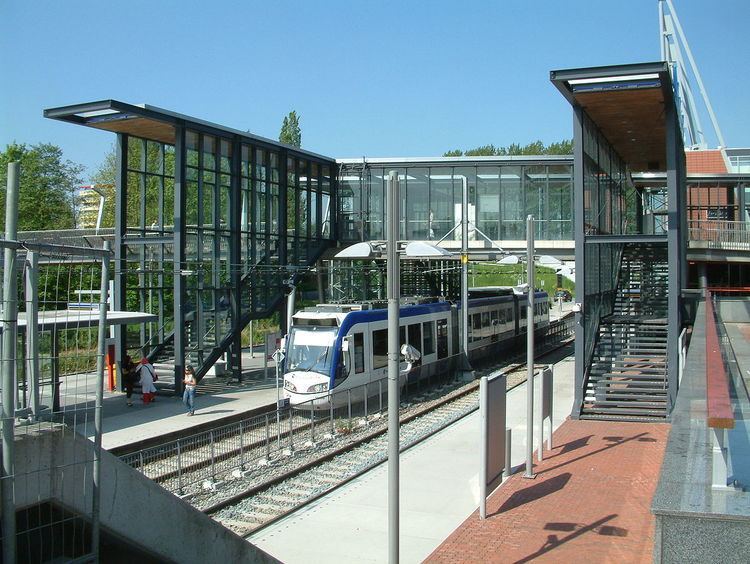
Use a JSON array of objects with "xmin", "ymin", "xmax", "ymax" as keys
[
  {"xmin": 247, "ymin": 351, "xmax": 669, "ymax": 563},
  {"xmin": 64, "ymin": 347, "xmax": 282, "ymax": 452},
  {"xmin": 429, "ymin": 419, "xmax": 668, "ymax": 563}
]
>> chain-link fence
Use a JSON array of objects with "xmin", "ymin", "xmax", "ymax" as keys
[{"xmin": 1, "ymin": 162, "xmax": 113, "ymax": 564}]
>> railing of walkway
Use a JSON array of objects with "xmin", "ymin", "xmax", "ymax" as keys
[
  {"xmin": 121, "ymin": 316, "xmax": 574, "ymax": 495},
  {"xmin": 688, "ymin": 219, "xmax": 750, "ymax": 250}
]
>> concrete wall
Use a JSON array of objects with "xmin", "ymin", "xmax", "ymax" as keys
[
  {"xmin": 12, "ymin": 426, "xmax": 277, "ymax": 563},
  {"xmin": 651, "ymin": 301, "xmax": 750, "ymax": 563}
]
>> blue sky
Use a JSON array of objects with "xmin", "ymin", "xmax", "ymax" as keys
[{"xmin": 2, "ymin": 0, "xmax": 748, "ymax": 179}]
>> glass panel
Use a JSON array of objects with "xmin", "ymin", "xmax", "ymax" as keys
[
  {"xmin": 477, "ymin": 167, "xmax": 500, "ymax": 239},
  {"xmin": 429, "ymin": 167, "xmax": 454, "ymax": 240},
  {"xmin": 501, "ymin": 165, "xmax": 524, "ymax": 239},
  {"xmin": 405, "ymin": 168, "xmax": 429, "ymax": 239}
]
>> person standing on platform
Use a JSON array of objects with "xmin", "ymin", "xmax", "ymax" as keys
[
  {"xmin": 136, "ymin": 357, "xmax": 158, "ymax": 404},
  {"xmin": 183, "ymin": 365, "xmax": 197, "ymax": 416},
  {"xmin": 123, "ymin": 355, "xmax": 137, "ymax": 407}
]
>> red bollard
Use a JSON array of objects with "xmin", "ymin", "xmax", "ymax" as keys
[{"xmin": 106, "ymin": 344, "xmax": 116, "ymax": 391}]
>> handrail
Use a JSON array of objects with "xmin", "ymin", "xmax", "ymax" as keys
[
  {"xmin": 704, "ymin": 290, "xmax": 735, "ymax": 429},
  {"xmin": 688, "ymin": 219, "xmax": 750, "ymax": 249}
]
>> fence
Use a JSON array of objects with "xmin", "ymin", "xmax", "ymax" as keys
[
  {"xmin": 122, "ymin": 314, "xmax": 574, "ymax": 496},
  {"xmin": 1, "ymin": 162, "xmax": 113, "ymax": 563},
  {"xmin": 688, "ymin": 219, "xmax": 750, "ymax": 250}
]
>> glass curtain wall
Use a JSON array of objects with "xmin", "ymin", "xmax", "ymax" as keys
[
  {"xmin": 124, "ymin": 137, "xmax": 175, "ymax": 357},
  {"xmin": 337, "ymin": 161, "xmax": 573, "ymax": 243},
  {"xmin": 580, "ymin": 111, "xmax": 633, "ymax": 367},
  {"xmin": 119, "ymin": 130, "xmax": 335, "ymax": 377}
]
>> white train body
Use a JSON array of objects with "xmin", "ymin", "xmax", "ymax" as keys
[{"xmin": 282, "ymin": 289, "xmax": 549, "ymax": 408}]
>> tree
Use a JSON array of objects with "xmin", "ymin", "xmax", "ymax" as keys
[
  {"xmin": 89, "ymin": 145, "xmax": 117, "ymax": 228},
  {"xmin": 0, "ymin": 143, "xmax": 83, "ymax": 231},
  {"xmin": 279, "ymin": 111, "xmax": 302, "ymax": 148},
  {"xmin": 443, "ymin": 139, "xmax": 573, "ymax": 157}
]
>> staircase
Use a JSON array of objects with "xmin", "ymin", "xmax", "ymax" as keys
[
  {"xmin": 146, "ymin": 241, "xmax": 332, "ymax": 382},
  {"xmin": 581, "ymin": 243, "xmax": 670, "ymax": 420}
]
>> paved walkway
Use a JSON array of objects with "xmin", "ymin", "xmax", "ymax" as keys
[
  {"xmin": 249, "ymin": 354, "xmax": 576, "ymax": 563},
  {"xmin": 428, "ymin": 419, "xmax": 669, "ymax": 563}
]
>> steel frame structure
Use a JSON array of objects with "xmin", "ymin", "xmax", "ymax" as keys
[
  {"xmin": 551, "ymin": 62, "xmax": 686, "ymax": 417},
  {"xmin": 45, "ymin": 101, "xmax": 337, "ymax": 392}
]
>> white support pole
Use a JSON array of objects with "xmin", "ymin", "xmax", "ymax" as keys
[
  {"xmin": 387, "ymin": 170, "xmax": 400, "ymax": 563},
  {"xmin": 460, "ymin": 176, "xmax": 470, "ymax": 372},
  {"xmin": 25, "ymin": 251, "xmax": 40, "ymax": 420},
  {"xmin": 92, "ymin": 241, "xmax": 111, "ymax": 561},
  {"xmin": 1, "ymin": 162, "xmax": 19, "ymax": 564},
  {"xmin": 524, "ymin": 215, "xmax": 536, "ymax": 479}
]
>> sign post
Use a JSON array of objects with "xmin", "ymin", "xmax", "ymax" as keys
[{"xmin": 479, "ymin": 372, "xmax": 507, "ymax": 519}]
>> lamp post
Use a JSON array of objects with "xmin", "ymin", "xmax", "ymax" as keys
[
  {"xmin": 524, "ymin": 215, "xmax": 536, "ymax": 479},
  {"xmin": 387, "ymin": 171, "xmax": 400, "ymax": 564}
]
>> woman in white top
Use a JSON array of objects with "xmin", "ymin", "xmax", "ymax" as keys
[{"xmin": 136, "ymin": 357, "xmax": 158, "ymax": 404}]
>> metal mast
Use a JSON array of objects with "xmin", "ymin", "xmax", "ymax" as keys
[{"xmin": 659, "ymin": 0, "xmax": 726, "ymax": 149}]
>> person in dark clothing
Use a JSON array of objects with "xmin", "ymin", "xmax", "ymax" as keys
[{"xmin": 123, "ymin": 355, "xmax": 137, "ymax": 407}]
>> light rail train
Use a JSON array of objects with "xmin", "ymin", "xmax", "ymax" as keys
[{"xmin": 282, "ymin": 288, "xmax": 549, "ymax": 408}]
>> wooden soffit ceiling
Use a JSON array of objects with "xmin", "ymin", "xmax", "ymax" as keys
[{"xmin": 576, "ymin": 87, "xmax": 666, "ymax": 172}]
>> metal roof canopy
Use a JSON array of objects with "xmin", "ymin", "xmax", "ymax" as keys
[
  {"xmin": 10, "ymin": 310, "xmax": 157, "ymax": 334},
  {"xmin": 43, "ymin": 100, "xmax": 334, "ymax": 162},
  {"xmin": 550, "ymin": 62, "xmax": 675, "ymax": 172}
]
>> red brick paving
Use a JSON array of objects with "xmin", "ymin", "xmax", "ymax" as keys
[{"xmin": 426, "ymin": 419, "xmax": 669, "ymax": 564}]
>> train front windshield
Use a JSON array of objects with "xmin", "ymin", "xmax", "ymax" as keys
[{"xmin": 286, "ymin": 326, "xmax": 338, "ymax": 374}]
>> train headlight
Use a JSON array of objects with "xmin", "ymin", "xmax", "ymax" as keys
[
  {"xmin": 284, "ymin": 380, "xmax": 297, "ymax": 392},
  {"xmin": 308, "ymin": 383, "xmax": 329, "ymax": 393}
]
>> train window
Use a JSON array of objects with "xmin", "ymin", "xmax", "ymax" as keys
[
  {"xmin": 408, "ymin": 323, "xmax": 421, "ymax": 352},
  {"xmin": 372, "ymin": 329, "xmax": 388, "ymax": 369},
  {"xmin": 423, "ymin": 321, "xmax": 435, "ymax": 355},
  {"xmin": 520, "ymin": 305, "xmax": 526, "ymax": 319},
  {"xmin": 437, "ymin": 319, "xmax": 448, "ymax": 359},
  {"xmin": 490, "ymin": 309, "xmax": 498, "ymax": 328},
  {"xmin": 354, "ymin": 333, "xmax": 364, "ymax": 373},
  {"xmin": 400, "ymin": 326, "xmax": 406, "ymax": 347},
  {"xmin": 472, "ymin": 314, "xmax": 481, "ymax": 342},
  {"xmin": 481, "ymin": 312, "xmax": 490, "ymax": 336}
]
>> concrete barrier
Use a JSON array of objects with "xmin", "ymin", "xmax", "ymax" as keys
[{"xmin": 13, "ymin": 425, "xmax": 277, "ymax": 563}]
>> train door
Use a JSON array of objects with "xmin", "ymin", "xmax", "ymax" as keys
[
  {"xmin": 450, "ymin": 307, "xmax": 459, "ymax": 357},
  {"xmin": 422, "ymin": 319, "xmax": 437, "ymax": 366}
]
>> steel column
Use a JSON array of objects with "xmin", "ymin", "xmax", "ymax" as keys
[
  {"xmin": 173, "ymin": 126, "xmax": 187, "ymax": 394},
  {"xmin": 230, "ymin": 137, "xmax": 243, "ymax": 381},
  {"xmin": 666, "ymin": 101, "xmax": 683, "ymax": 410},
  {"xmin": 572, "ymin": 106, "xmax": 586, "ymax": 418},
  {"xmin": 113, "ymin": 134, "xmax": 128, "ymax": 385}
]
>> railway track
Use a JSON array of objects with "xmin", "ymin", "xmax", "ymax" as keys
[{"xmin": 202, "ymin": 341, "xmax": 573, "ymax": 538}]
